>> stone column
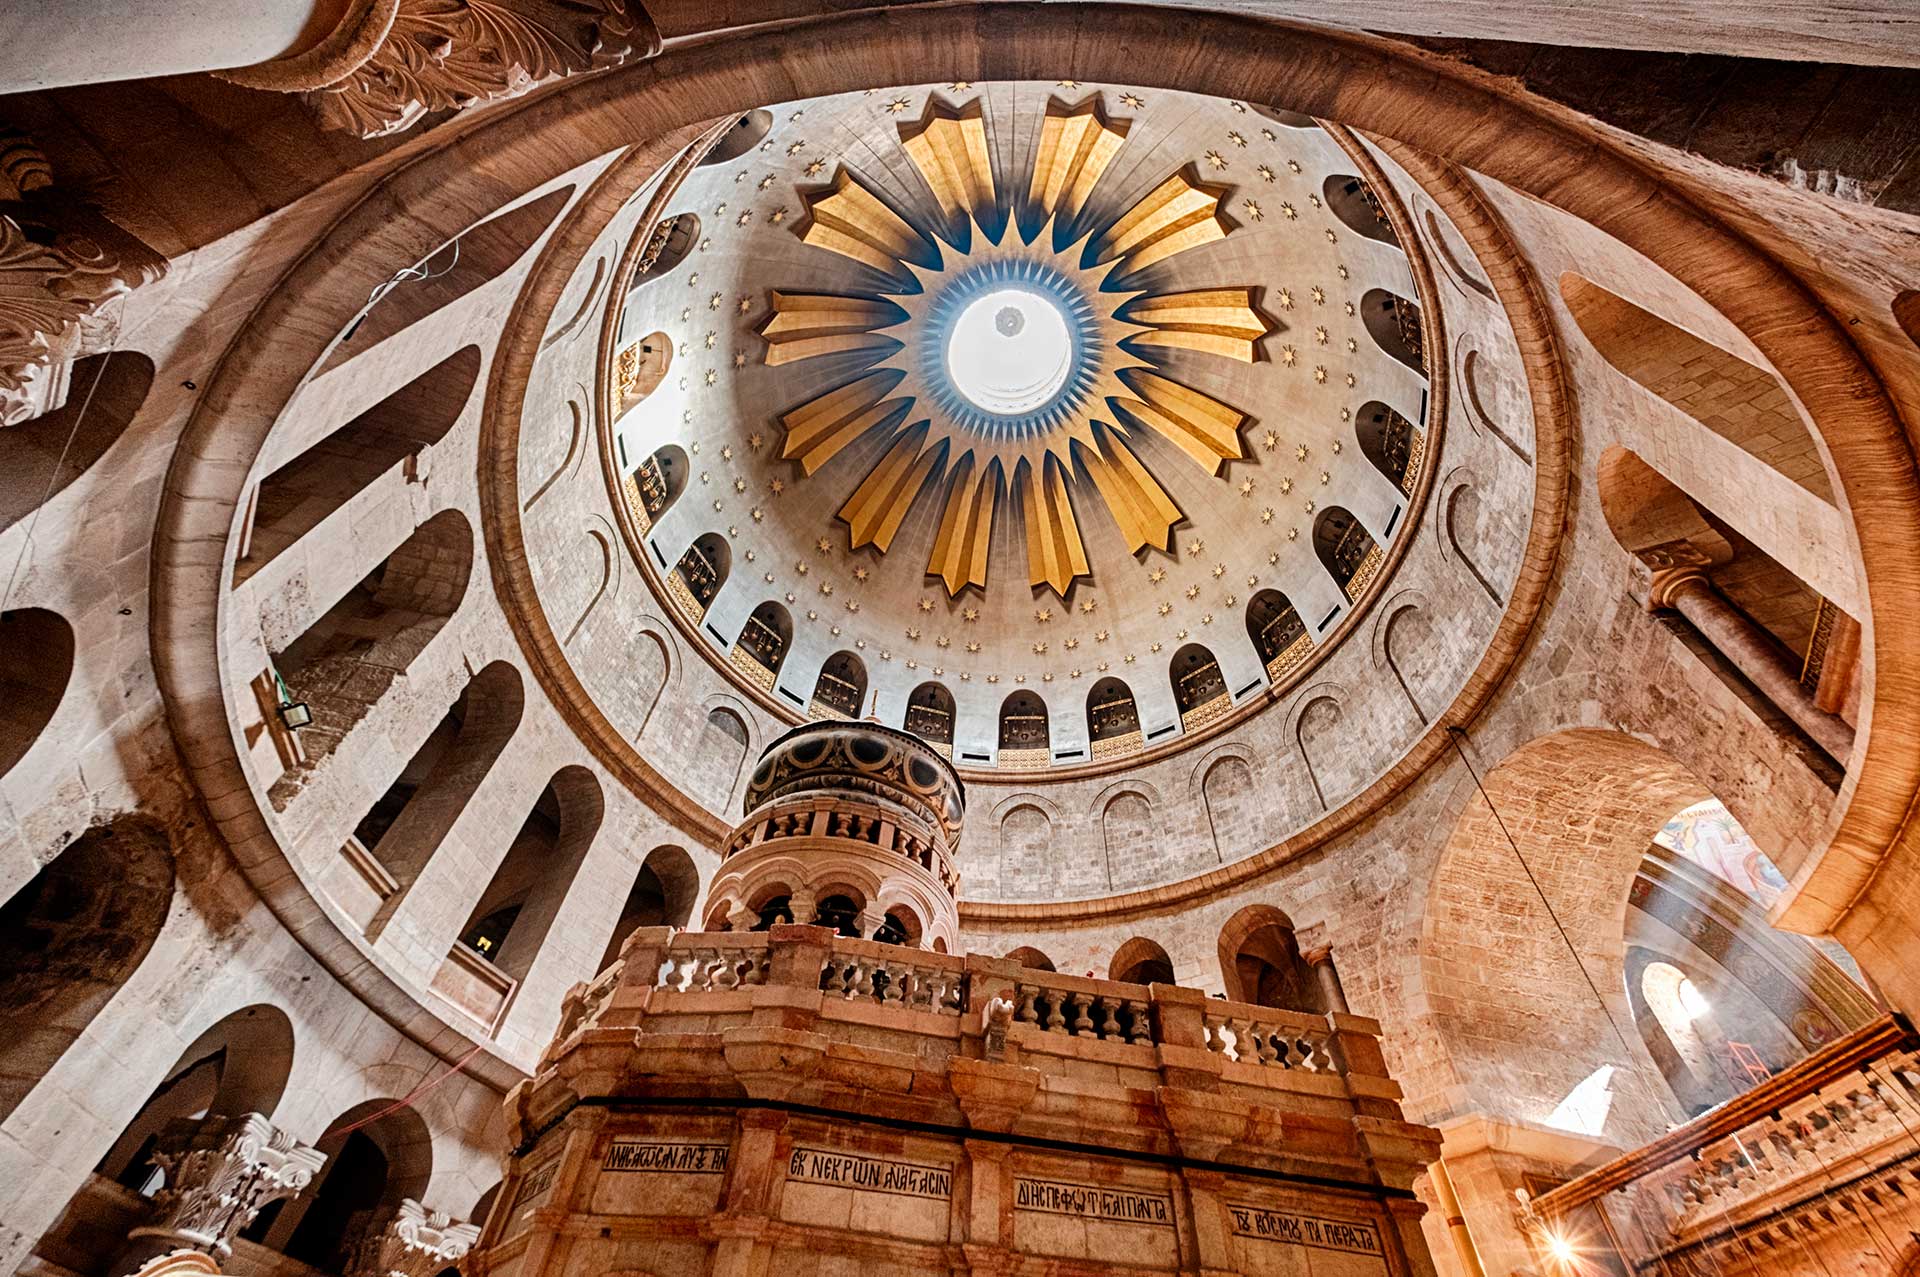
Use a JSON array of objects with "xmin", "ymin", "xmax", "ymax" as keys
[
  {"xmin": 1302, "ymin": 946, "xmax": 1351, "ymax": 1015},
  {"xmin": 117, "ymin": 1113, "xmax": 325, "ymax": 1274},
  {"xmin": 1650, "ymin": 566, "xmax": 1854, "ymax": 763},
  {"xmin": 349, "ymin": 1199, "xmax": 480, "ymax": 1277}
]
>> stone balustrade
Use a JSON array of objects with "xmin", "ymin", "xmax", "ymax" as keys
[
  {"xmin": 1527, "ymin": 1017, "xmax": 1920, "ymax": 1276},
  {"xmin": 720, "ymin": 795, "xmax": 958, "ymax": 897}
]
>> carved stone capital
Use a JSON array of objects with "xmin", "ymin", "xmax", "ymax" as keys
[
  {"xmin": 131, "ymin": 1113, "xmax": 326, "ymax": 1259},
  {"xmin": 349, "ymin": 1199, "xmax": 481, "ymax": 1277},
  {"xmin": 1647, "ymin": 564, "xmax": 1712, "ymax": 612},
  {"xmin": 301, "ymin": 0, "xmax": 662, "ymax": 139},
  {"xmin": 0, "ymin": 140, "xmax": 168, "ymax": 426}
]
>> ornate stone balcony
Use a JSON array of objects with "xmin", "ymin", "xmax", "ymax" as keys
[
  {"xmin": 1527, "ymin": 1016, "xmax": 1920, "ymax": 1276},
  {"xmin": 470, "ymin": 925, "xmax": 1441, "ymax": 1277}
]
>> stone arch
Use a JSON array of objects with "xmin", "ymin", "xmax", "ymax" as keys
[
  {"xmin": 1458, "ymin": 343, "xmax": 1533, "ymax": 464},
  {"xmin": 672, "ymin": 531, "xmax": 728, "ymax": 618},
  {"xmin": 1360, "ymin": 287, "xmax": 1426, "ymax": 375},
  {"xmin": 812, "ymin": 649, "xmax": 867, "ymax": 718},
  {"xmin": 541, "ymin": 250, "xmax": 607, "ymax": 351},
  {"xmin": 252, "ymin": 1098, "xmax": 433, "ymax": 1266},
  {"xmin": 1004, "ymin": 946, "xmax": 1055, "ymax": 972},
  {"xmin": 1311, "ymin": 505, "xmax": 1380, "ymax": 602},
  {"xmin": 598, "ymin": 844, "xmax": 701, "ymax": 971},
  {"xmin": 0, "ymin": 350, "xmax": 155, "ymax": 532},
  {"xmin": 1439, "ymin": 469, "xmax": 1505, "ymax": 607},
  {"xmin": 0, "ymin": 606, "xmax": 74, "ymax": 779},
  {"xmin": 456, "ymin": 764, "xmax": 605, "ymax": 984},
  {"xmin": 698, "ymin": 700, "xmax": 753, "ymax": 807},
  {"xmin": 1559, "ymin": 271, "xmax": 1832, "ymax": 503},
  {"xmin": 904, "ymin": 680, "xmax": 955, "ymax": 750},
  {"xmin": 0, "ymin": 815, "xmax": 173, "ymax": 1122},
  {"xmin": 97, "ymin": 1003, "xmax": 298, "ymax": 1187},
  {"xmin": 1200, "ymin": 751, "xmax": 1257, "ymax": 863},
  {"xmin": 997, "ymin": 690, "xmax": 1049, "ymax": 754},
  {"xmin": 1412, "ymin": 729, "xmax": 1719, "ymax": 1141},
  {"xmin": 1423, "ymin": 208, "xmax": 1494, "ymax": 301},
  {"xmin": 1217, "ymin": 904, "xmax": 1321, "ymax": 1011},
  {"xmin": 1085, "ymin": 676, "xmax": 1140, "ymax": 753},
  {"xmin": 269, "ymin": 507, "xmax": 475, "ymax": 782},
  {"xmin": 1594, "ymin": 445, "xmax": 1728, "ymax": 561},
  {"xmin": 1100, "ymin": 786, "xmax": 1158, "ymax": 889},
  {"xmin": 629, "ymin": 625, "xmax": 672, "ymax": 738},
  {"xmin": 1322, "ymin": 174, "xmax": 1399, "ymax": 247},
  {"xmin": 734, "ymin": 600, "xmax": 792, "ymax": 685},
  {"xmin": 1355, "ymin": 400, "xmax": 1421, "ymax": 495},
  {"xmin": 523, "ymin": 390, "xmax": 586, "ymax": 511},
  {"xmin": 613, "ymin": 328, "xmax": 672, "ymax": 415},
  {"xmin": 349, "ymin": 661, "xmax": 525, "ymax": 938},
  {"xmin": 630, "ymin": 444, "xmax": 689, "ymax": 527},
  {"xmin": 1109, "ymin": 937, "xmax": 1176, "ymax": 986},
  {"xmin": 996, "ymin": 801, "xmax": 1054, "ymax": 898},
  {"xmin": 564, "ymin": 522, "xmax": 618, "ymax": 645},
  {"xmin": 1373, "ymin": 592, "xmax": 1439, "ymax": 725},
  {"xmin": 319, "ymin": 184, "xmax": 573, "ymax": 372},
  {"xmin": 1289, "ymin": 687, "xmax": 1346, "ymax": 811},
  {"xmin": 699, "ymin": 110, "xmax": 773, "ymax": 165},
  {"xmin": 236, "ymin": 344, "xmax": 480, "ymax": 585}
]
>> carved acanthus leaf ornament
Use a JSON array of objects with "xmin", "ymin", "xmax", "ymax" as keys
[{"xmin": 309, "ymin": 0, "xmax": 661, "ymax": 138}]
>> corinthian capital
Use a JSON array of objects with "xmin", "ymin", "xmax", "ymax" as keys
[
  {"xmin": 130, "ymin": 1113, "xmax": 326, "ymax": 1259},
  {"xmin": 350, "ymin": 1199, "xmax": 482, "ymax": 1277},
  {"xmin": 304, "ymin": 0, "xmax": 661, "ymax": 139}
]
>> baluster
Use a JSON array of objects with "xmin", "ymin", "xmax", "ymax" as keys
[
  {"xmin": 712, "ymin": 952, "xmax": 741, "ymax": 990},
  {"xmin": 1017, "ymin": 986, "xmax": 1041, "ymax": 1024},
  {"xmin": 881, "ymin": 961, "xmax": 906, "ymax": 1004},
  {"xmin": 854, "ymin": 958, "xmax": 877, "ymax": 1000},
  {"xmin": 1098, "ymin": 997, "xmax": 1122, "ymax": 1040},
  {"xmin": 1205, "ymin": 1016, "xmax": 1228, "ymax": 1053},
  {"xmin": 1044, "ymin": 991, "xmax": 1066, "ymax": 1032},
  {"xmin": 1125, "ymin": 999, "xmax": 1153, "ymax": 1045},
  {"xmin": 1070, "ymin": 992, "xmax": 1096, "ymax": 1037},
  {"xmin": 1252, "ymin": 1021, "xmax": 1280, "ymax": 1065}
]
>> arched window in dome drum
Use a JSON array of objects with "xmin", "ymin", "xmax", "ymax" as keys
[
  {"xmin": 626, "ymin": 445, "xmax": 686, "ymax": 531},
  {"xmin": 1170, "ymin": 643, "xmax": 1229, "ymax": 731},
  {"xmin": 997, "ymin": 691, "xmax": 1049, "ymax": 763},
  {"xmin": 1228, "ymin": 919, "xmax": 1324, "ymax": 1014},
  {"xmin": 1110, "ymin": 937, "xmax": 1177, "ymax": 986},
  {"xmin": 670, "ymin": 532, "xmax": 728, "ymax": 618},
  {"xmin": 1356, "ymin": 400, "xmax": 1421, "ymax": 494},
  {"xmin": 905, "ymin": 681, "xmax": 955, "ymax": 754},
  {"xmin": 0, "ymin": 606, "xmax": 73, "ymax": 780},
  {"xmin": 1246, "ymin": 590, "xmax": 1309, "ymax": 682},
  {"xmin": 1361, "ymin": 288, "xmax": 1426, "ymax": 375},
  {"xmin": 625, "ymin": 212, "xmax": 701, "ymax": 292},
  {"xmin": 814, "ymin": 894, "xmax": 862, "ymax": 938},
  {"xmin": 697, "ymin": 110, "xmax": 772, "ymax": 166},
  {"xmin": 732, "ymin": 601, "xmax": 791, "ymax": 689},
  {"xmin": 1313, "ymin": 506, "xmax": 1382, "ymax": 602},
  {"xmin": 811, "ymin": 650, "xmax": 867, "ymax": 719},
  {"xmin": 1085, "ymin": 676, "xmax": 1141, "ymax": 758},
  {"xmin": 1323, "ymin": 175, "xmax": 1400, "ymax": 248}
]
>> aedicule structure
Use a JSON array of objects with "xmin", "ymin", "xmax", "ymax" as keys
[{"xmin": 467, "ymin": 721, "xmax": 1442, "ymax": 1276}]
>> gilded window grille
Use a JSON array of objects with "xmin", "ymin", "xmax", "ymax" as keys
[
  {"xmin": 666, "ymin": 569, "xmax": 707, "ymax": 620},
  {"xmin": 996, "ymin": 746, "xmax": 1050, "ymax": 772},
  {"xmin": 729, "ymin": 643, "xmax": 778, "ymax": 692},
  {"xmin": 1800, "ymin": 596, "xmax": 1836, "ymax": 691},
  {"xmin": 1264, "ymin": 631, "xmax": 1315, "ymax": 684},
  {"xmin": 1390, "ymin": 297, "xmax": 1425, "ymax": 372},
  {"xmin": 1400, "ymin": 426, "xmax": 1425, "ymax": 495},
  {"xmin": 1181, "ymin": 692, "xmax": 1232, "ymax": 733},
  {"xmin": 1344, "ymin": 543, "xmax": 1386, "ymax": 601},
  {"xmin": 622, "ymin": 472, "xmax": 653, "ymax": 533},
  {"xmin": 1090, "ymin": 729, "xmax": 1143, "ymax": 760}
]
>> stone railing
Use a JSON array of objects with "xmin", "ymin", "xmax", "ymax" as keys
[
  {"xmin": 1011, "ymin": 972, "xmax": 1155, "ymax": 1044},
  {"xmin": 1526, "ymin": 1017, "xmax": 1920, "ymax": 1275},
  {"xmin": 1203, "ymin": 1004, "xmax": 1339, "ymax": 1072},
  {"xmin": 720, "ymin": 796, "xmax": 958, "ymax": 897}
]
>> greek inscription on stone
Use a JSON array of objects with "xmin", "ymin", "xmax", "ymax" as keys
[
  {"xmin": 604, "ymin": 1140, "xmax": 731, "ymax": 1173},
  {"xmin": 510, "ymin": 1156, "xmax": 560, "ymax": 1215},
  {"xmin": 1014, "ymin": 1177, "xmax": 1174, "ymax": 1226},
  {"xmin": 786, "ymin": 1146, "xmax": 953, "ymax": 1199},
  {"xmin": 1227, "ymin": 1205, "xmax": 1382, "ymax": 1254}
]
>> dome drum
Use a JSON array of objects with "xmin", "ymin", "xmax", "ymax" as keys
[{"xmin": 743, "ymin": 720, "xmax": 965, "ymax": 845}]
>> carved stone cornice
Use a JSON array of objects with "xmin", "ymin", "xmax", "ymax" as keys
[
  {"xmin": 350, "ymin": 1199, "xmax": 482, "ymax": 1277},
  {"xmin": 131, "ymin": 1113, "xmax": 326, "ymax": 1259},
  {"xmin": 303, "ymin": 0, "xmax": 661, "ymax": 139},
  {"xmin": 0, "ymin": 131, "xmax": 167, "ymax": 427}
]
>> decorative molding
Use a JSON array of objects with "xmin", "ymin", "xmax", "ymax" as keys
[
  {"xmin": 302, "ymin": 0, "xmax": 661, "ymax": 139},
  {"xmin": 0, "ymin": 132, "xmax": 166, "ymax": 427},
  {"xmin": 350, "ymin": 1198, "xmax": 481, "ymax": 1277}
]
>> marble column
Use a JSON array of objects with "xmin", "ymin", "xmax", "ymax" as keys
[
  {"xmin": 1650, "ymin": 566, "xmax": 1854, "ymax": 763},
  {"xmin": 1302, "ymin": 946, "xmax": 1351, "ymax": 1015},
  {"xmin": 118, "ymin": 1112, "xmax": 325, "ymax": 1274}
]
